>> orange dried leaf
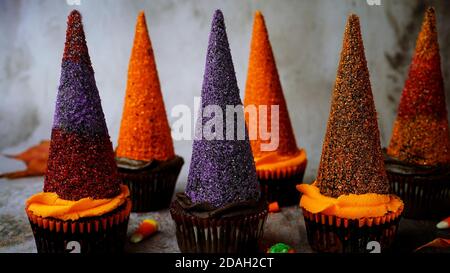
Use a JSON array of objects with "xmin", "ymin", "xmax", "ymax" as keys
[
  {"xmin": 0, "ymin": 140, "xmax": 50, "ymax": 179},
  {"xmin": 415, "ymin": 238, "xmax": 450, "ymax": 252}
]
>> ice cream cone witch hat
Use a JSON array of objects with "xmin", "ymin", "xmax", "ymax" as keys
[
  {"xmin": 297, "ymin": 14, "xmax": 403, "ymax": 253},
  {"xmin": 25, "ymin": 10, "xmax": 131, "ymax": 253},
  {"xmin": 184, "ymin": 10, "xmax": 261, "ymax": 208},
  {"xmin": 384, "ymin": 7, "xmax": 450, "ymax": 220},
  {"xmin": 115, "ymin": 11, "xmax": 183, "ymax": 212},
  {"xmin": 387, "ymin": 7, "xmax": 450, "ymax": 166},
  {"xmin": 116, "ymin": 11, "xmax": 175, "ymax": 162},
  {"xmin": 170, "ymin": 10, "xmax": 267, "ymax": 253},
  {"xmin": 45, "ymin": 10, "xmax": 123, "ymax": 200},
  {"xmin": 244, "ymin": 11, "xmax": 307, "ymax": 206}
]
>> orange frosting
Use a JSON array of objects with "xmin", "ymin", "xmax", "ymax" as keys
[
  {"xmin": 25, "ymin": 185, "xmax": 130, "ymax": 221},
  {"xmin": 297, "ymin": 183, "xmax": 403, "ymax": 219},
  {"xmin": 244, "ymin": 11, "xmax": 300, "ymax": 158},
  {"xmin": 116, "ymin": 11, "xmax": 175, "ymax": 162},
  {"xmin": 255, "ymin": 149, "xmax": 307, "ymax": 171}
]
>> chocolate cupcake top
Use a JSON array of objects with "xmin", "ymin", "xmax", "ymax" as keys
[
  {"xmin": 44, "ymin": 10, "xmax": 121, "ymax": 201},
  {"xmin": 244, "ymin": 11, "xmax": 299, "ymax": 158},
  {"xmin": 316, "ymin": 14, "xmax": 389, "ymax": 198},
  {"xmin": 387, "ymin": 7, "xmax": 450, "ymax": 166},
  {"xmin": 116, "ymin": 11, "xmax": 175, "ymax": 162},
  {"xmin": 185, "ymin": 10, "xmax": 260, "ymax": 209}
]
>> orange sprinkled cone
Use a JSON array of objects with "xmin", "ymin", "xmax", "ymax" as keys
[
  {"xmin": 116, "ymin": 12, "xmax": 184, "ymax": 212},
  {"xmin": 298, "ymin": 14, "xmax": 403, "ymax": 253},
  {"xmin": 116, "ymin": 11, "xmax": 175, "ymax": 162},
  {"xmin": 244, "ymin": 11, "xmax": 299, "ymax": 157},
  {"xmin": 316, "ymin": 14, "xmax": 389, "ymax": 198},
  {"xmin": 385, "ymin": 7, "xmax": 450, "ymax": 220},
  {"xmin": 244, "ymin": 11, "xmax": 307, "ymax": 206}
]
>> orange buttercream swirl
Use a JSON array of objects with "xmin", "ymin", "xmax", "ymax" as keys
[
  {"xmin": 26, "ymin": 185, "xmax": 130, "ymax": 221},
  {"xmin": 254, "ymin": 149, "xmax": 307, "ymax": 171},
  {"xmin": 296, "ymin": 183, "xmax": 403, "ymax": 219}
]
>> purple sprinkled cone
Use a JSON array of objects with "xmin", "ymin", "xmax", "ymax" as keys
[
  {"xmin": 53, "ymin": 61, "xmax": 108, "ymax": 135},
  {"xmin": 185, "ymin": 10, "xmax": 260, "ymax": 209}
]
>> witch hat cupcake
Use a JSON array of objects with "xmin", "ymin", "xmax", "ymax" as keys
[
  {"xmin": 25, "ymin": 10, "xmax": 131, "ymax": 253},
  {"xmin": 170, "ymin": 10, "xmax": 268, "ymax": 253},
  {"xmin": 116, "ymin": 11, "xmax": 184, "ymax": 212},
  {"xmin": 244, "ymin": 11, "xmax": 307, "ymax": 206},
  {"xmin": 385, "ymin": 7, "xmax": 450, "ymax": 219},
  {"xmin": 297, "ymin": 14, "xmax": 403, "ymax": 253}
]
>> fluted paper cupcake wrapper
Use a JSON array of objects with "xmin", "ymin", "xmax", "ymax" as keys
[
  {"xmin": 26, "ymin": 199, "xmax": 131, "ymax": 253},
  {"xmin": 386, "ymin": 168, "xmax": 450, "ymax": 220},
  {"xmin": 302, "ymin": 207, "xmax": 403, "ymax": 253},
  {"xmin": 257, "ymin": 160, "xmax": 307, "ymax": 206},
  {"xmin": 170, "ymin": 200, "xmax": 268, "ymax": 253},
  {"xmin": 119, "ymin": 155, "xmax": 184, "ymax": 212}
]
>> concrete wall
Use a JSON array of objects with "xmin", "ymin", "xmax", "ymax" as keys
[{"xmin": 1, "ymin": 0, "xmax": 449, "ymax": 189}]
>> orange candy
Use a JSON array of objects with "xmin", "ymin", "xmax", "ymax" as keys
[
  {"xmin": 268, "ymin": 201, "xmax": 280, "ymax": 213},
  {"xmin": 116, "ymin": 11, "xmax": 175, "ymax": 162},
  {"xmin": 244, "ymin": 11, "xmax": 299, "ymax": 158}
]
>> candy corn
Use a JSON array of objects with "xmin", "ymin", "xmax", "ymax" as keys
[
  {"xmin": 436, "ymin": 216, "xmax": 450, "ymax": 229},
  {"xmin": 130, "ymin": 219, "xmax": 158, "ymax": 243}
]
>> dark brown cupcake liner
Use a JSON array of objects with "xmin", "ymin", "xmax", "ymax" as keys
[
  {"xmin": 118, "ymin": 155, "xmax": 184, "ymax": 212},
  {"xmin": 258, "ymin": 162, "xmax": 306, "ymax": 206},
  {"xmin": 384, "ymin": 154, "xmax": 450, "ymax": 220},
  {"xmin": 170, "ymin": 200, "xmax": 268, "ymax": 253},
  {"xmin": 386, "ymin": 167, "xmax": 450, "ymax": 219},
  {"xmin": 302, "ymin": 208, "xmax": 402, "ymax": 253},
  {"xmin": 26, "ymin": 199, "xmax": 131, "ymax": 253}
]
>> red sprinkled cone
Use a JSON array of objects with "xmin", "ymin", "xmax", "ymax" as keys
[{"xmin": 387, "ymin": 7, "xmax": 450, "ymax": 166}]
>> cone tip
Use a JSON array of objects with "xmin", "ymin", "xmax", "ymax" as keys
[
  {"xmin": 426, "ymin": 6, "xmax": 436, "ymax": 16},
  {"xmin": 69, "ymin": 9, "xmax": 81, "ymax": 18},
  {"xmin": 423, "ymin": 6, "xmax": 436, "ymax": 26},
  {"xmin": 137, "ymin": 10, "xmax": 146, "ymax": 24},
  {"xmin": 347, "ymin": 13, "xmax": 360, "ymax": 24},
  {"xmin": 213, "ymin": 9, "xmax": 224, "ymax": 21}
]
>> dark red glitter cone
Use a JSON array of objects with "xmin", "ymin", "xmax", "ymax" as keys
[{"xmin": 387, "ymin": 7, "xmax": 450, "ymax": 166}]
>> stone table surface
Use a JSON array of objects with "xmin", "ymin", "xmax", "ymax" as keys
[{"xmin": 1, "ymin": 174, "xmax": 449, "ymax": 253}]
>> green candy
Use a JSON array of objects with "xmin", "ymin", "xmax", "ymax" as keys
[{"xmin": 268, "ymin": 243, "xmax": 294, "ymax": 253}]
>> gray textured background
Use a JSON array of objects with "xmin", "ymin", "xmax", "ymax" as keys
[{"xmin": 1, "ymin": 0, "xmax": 450, "ymax": 193}]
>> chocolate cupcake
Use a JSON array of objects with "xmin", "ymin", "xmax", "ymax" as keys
[
  {"xmin": 297, "ymin": 14, "xmax": 403, "ymax": 253},
  {"xmin": 170, "ymin": 10, "xmax": 268, "ymax": 253},
  {"xmin": 244, "ymin": 11, "xmax": 307, "ymax": 206},
  {"xmin": 115, "ymin": 12, "xmax": 184, "ymax": 212},
  {"xmin": 24, "ymin": 10, "xmax": 131, "ymax": 253},
  {"xmin": 385, "ymin": 8, "xmax": 450, "ymax": 220}
]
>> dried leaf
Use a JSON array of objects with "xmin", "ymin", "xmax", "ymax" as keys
[
  {"xmin": 415, "ymin": 238, "xmax": 450, "ymax": 252},
  {"xmin": 0, "ymin": 140, "xmax": 50, "ymax": 179}
]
